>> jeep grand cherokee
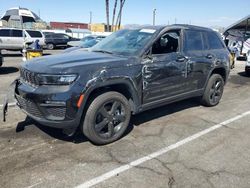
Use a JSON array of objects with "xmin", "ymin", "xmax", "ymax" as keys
[{"xmin": 10, "ymin": 25, "xmax": 230, "ymax": 144}]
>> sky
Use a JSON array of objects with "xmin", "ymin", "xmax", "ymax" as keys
[{"xmin": 0, "ymin": 0, "xmax": 249, "ymax": 28}]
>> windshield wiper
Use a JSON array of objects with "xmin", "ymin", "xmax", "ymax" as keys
[{"xmin": 92, "ymin": 50, "xmax": 113, "ymax": 54}]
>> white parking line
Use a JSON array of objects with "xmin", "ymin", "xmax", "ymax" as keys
[
  {"xmin": 0, "ymin": 102, "xmax": 16, "ymax": 108},
  {"xmin": 75, "ymin": 110, "xmax": 250, "ymax": 188}
]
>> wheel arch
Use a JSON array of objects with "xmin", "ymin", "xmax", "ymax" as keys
[
  {"xmin": 82, "ymin": 79, "xmax": 141, "ymax": 115},
  {"xmin": 209, "ymin": 67, "xmax": 227, "ymax": 82}
]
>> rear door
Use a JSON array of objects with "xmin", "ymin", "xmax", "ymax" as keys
[
  {"xmin": 183, "ymin": 29, "xmax": 211, "ymax": 91},
  {"xmin": 203, "ymin": 31, "xmax": 229, "ymax": 69},
  {"xmin": 11, "ymin": 29, "xmax": 24, "ymax": 49},
  {"xmin": 54, "ymin": 34, "xmax": 68, "ymax": 46},
  {"xmin": 0, "ymin": 29, "xmax": 12, "ymax": 49}
]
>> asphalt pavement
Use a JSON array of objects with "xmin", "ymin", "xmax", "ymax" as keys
[{"xmin": 0, "ymin": 50, "xmax": 250, "ymax": 188}]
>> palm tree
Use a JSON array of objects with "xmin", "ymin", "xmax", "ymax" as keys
[
  {"xmin": 105, "ymin": 0, "xmax": 110, "ymax": 31},
  {"xmin": 111, "ymin": 0, "xmax": 118, "ymax": 31},
  {"xmin": 115, "ymin": 0, "xmax": 126, "ymax": 30}
]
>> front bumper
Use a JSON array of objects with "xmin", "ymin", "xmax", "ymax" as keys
[{"xmin": 15, "ymin": 79, "xmax": 83, "ymax": 129}]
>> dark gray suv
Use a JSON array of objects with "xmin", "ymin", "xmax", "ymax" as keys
[{"xmin": 9, "ymin": 25, "xmax": 230, "ymax": 144}]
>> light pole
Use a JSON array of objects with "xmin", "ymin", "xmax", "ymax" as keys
[
  {"xmin": 89, "ymin": 11, "xmax": 92, "ymax": 25},
  {"xmin": 89, "ymin": 11, "xmax": 92, "ymax": 30},
  {"xmin": 153, "ymin": 9, "xmax": 156, "ymax": 26}
]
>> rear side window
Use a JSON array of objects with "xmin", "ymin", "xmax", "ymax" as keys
[
  {"xmin": 0, "ymin": 29, "xmax": 11, "ymax": 37},
  {"xmin": 54, "ymin": 34, "xmax": 69, "ymax": 39},
  {"xmin": 26, "ymin": 30, "xmax": 42, "ymax": 38},
  {"xmin": 184, "ymin": 30, "xmax": 203, "ymax": 51},
  {"xmin": 12, "ymin": 30, "xmax": 23, "ymax": 37},
  {"xmin": 205, "ymin": 32, "xmax": 224, "ymax": 49}
]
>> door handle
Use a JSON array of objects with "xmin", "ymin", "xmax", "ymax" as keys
[
  {"xmin": 176, "ymin": 56, "xmax": 186, "ymax": 62},
  {"xmin": 206, "ymin": 54, "xmax": 213, "ymax": 59}
]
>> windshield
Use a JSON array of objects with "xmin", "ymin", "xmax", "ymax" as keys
[
  {"xmin": 91, "ymin": 29, "xmax": 156, "ymax": 56},
  {"xmin": 80, "ymin": 39, "xmax": 99, "ymax": 48},
  {"xmin": 81, "ymin": 36, "xmax": 95, "ymax": 42}
]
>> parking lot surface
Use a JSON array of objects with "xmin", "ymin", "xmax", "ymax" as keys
[{"xmin": 0, "ymin": 50, "xmax": 250, "ymax": 188}]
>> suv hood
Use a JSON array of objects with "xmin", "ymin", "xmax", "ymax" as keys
[{"xmin": 22, "ymin": 50, "xmax": 131, "ymax": 74}]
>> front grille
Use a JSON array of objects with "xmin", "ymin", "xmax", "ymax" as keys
[
  {"xmin": 20, "ymin": 68, "xmax": 39, "ymax": 86},
  {"xmin": 47, "ymin": 107, "xmax": 66, "ymax": 119},
  {"xmin": 16, "ymin": 95, "xmax": 43, "ymax": 118}
]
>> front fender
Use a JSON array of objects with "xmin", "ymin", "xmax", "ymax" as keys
[{"xmin": 81, "ymin": 76, "xmax": 141, "ymax": 114}]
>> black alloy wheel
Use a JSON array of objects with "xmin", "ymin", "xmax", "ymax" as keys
[
  {"xmin": 208, "ymin": 79, "xmax": 223, "ymax": 105},
  {"xmin": 201, "ymin": 74, "xmax": 224, "ymax": 107},
  {"xmin": 82, "ymin": 91, "xmax": 131, "ymax": 145},
  {"xmin": 94, "ymin": 100, "xmax": 126, "ymax": 139}
]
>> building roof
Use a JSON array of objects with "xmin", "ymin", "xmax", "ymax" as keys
[{"xmin": 224, "ymin": 15, "xmax": 250, "ymax": 33}]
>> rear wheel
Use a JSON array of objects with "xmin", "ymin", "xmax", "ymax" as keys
[
  {"xmin": 47, "ymin": 43, "xmax": 55, "ymax": 50},
  {"xmin": 201, "ymin": 74, "xmax": 224, "ymax": 107},
  {"xmin": 82, "ymin": 91, "xmax": 131, "ymax": 145}
]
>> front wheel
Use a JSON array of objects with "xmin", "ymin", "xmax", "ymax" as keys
[
  {"xmin": 47, "ymin": 43, "xmax": 54, "ymax": 50},
  {"xmin": 82, "ymin": 91, "xmax": 131, "ymax": 145},
  {"xmin": 201, "ymin": 74, "xmax": 224, "ymax": 107}
]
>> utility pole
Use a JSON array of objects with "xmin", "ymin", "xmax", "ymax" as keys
[
  {"xmin": 89, "ymin": 11, "xmax": 92, "ymax": 25},
  {"xmin": 153, "ymin": 8, "xmax": 156, "ymax": 26},
  {"xmin": 89, "ymin": 11, "xmax": 92, "ymax": 30}
]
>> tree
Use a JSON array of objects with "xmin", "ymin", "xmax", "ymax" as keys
[
  {"xmin": 105, "ymin": 0, "xmax": 110, "ymax": 32},
  {"xmin": 115, "ymin": 0, "xmax": 126, "ymax": 30},
  {"xmin": 111, "ymin": 0, "xmax": 118, "ymax": 32},
  {"xmin": 106, "ymin": 0, "xmax": 126, "ymax": 32}
]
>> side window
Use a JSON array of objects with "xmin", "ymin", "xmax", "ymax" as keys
[
  {"xmin": 55, "ymin": 34, "xmax": 67, "ymax": 39},
  {"xmin": 63, "ymin": 34, "xmax": 70, "ymax": 39},
  {"xmin": 0, "ymin": 29, "xmax": 11, "ymax": 37},
  {"xmin": 54, "ymin": 34, "xmax": 61, "ymax": 39},
  {"xmin": 152, "ymin": 31, "xmax": 180, "ymax": 54},
  {"xmin": 184, "ymin": 30, "xmax": 203, "ymax": 51},
  {"xmin": 206, "ymin": 32, "xmax": 224, "ymax": 49},
  {"xmin": 12, "ymin": 30, "xmax": 23, "ymax": 37},
  {"xmin": 26, "ymin": 30, "xmax": 42, "ymax": 38}
]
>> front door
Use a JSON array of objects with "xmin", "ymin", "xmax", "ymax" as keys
[{"xmin": 142, "ymin": 30, "xmax": 189, "ymax": 104}]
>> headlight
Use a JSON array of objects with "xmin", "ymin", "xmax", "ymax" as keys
[{"xmin": 37, "ymin": 74, "xmax": 78, "ymax": 85}]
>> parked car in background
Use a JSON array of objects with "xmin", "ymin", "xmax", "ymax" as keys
[
  {"xmin": 44, "ymin": 33, "xmax": 79, "ymax": 50},
  {"xmin": 12, "ymin": 25, "xmax": 230, "ymax": 145},
  {"xmin": 64, "ymin": 36, "xmax": 106, "ymax": 53},
  {"xmin": 67, "ymin": 35, "xmax": 106, "ymax": 47},
  {"xmin": 0, "ymin": 28, "xmax": 45, "ymax": 51}
]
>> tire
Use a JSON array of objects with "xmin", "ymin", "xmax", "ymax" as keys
[
  {"xmin": 47, "ymin": 43, "xmax": 54, "ymax": 50},
  {"xmin": 82, "ymin": 91, "xmax": 131, "ymax": 145},
  {"xmin": 201, "ymin": 74, "xmax": 224, "ymax": 107},
  {"xmin": 246, "ymin": 70, "xmax": 250, "ymax": 76}
]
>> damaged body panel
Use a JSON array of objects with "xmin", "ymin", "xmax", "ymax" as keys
[{"xmin": 7, "ymin": 24, "xmax": 230, "ymax": 144}]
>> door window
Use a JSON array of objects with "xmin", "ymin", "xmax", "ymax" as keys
[
  {"xmin": 0, "ymin": 29, "xmax": 11, "ymax": 37},
  {"xmin": 184, "ymin": 30, "xmax": 203, "ymax": 51},
  {"xmin": 62, "ymin": 34, "xmax": 70, "ymax": 39},
  {"xmin": 12, "ymin": 30, "xmax": 23, "ymax": 37},
  {"xmin": 152, "ymin": 31, "xmax": 180, "ymax": 54},
  {"xmin": 205, "ymin": 31, "xmax": 224, "ymax": 49},
  {"xmin": 26, "ymin": 30, "xmax": 42, "ymax": 38}
]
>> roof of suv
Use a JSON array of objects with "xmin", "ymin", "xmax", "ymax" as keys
[
  {"xmin": 0, "ymin": 28, "xmax": 42, "ymax": 32},
  {"xmin": 128, "ymin": 24, "xmax": 213, "ymax": 32}
]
